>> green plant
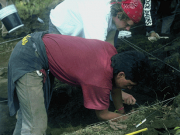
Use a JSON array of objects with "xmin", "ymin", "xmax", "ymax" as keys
[
  {"xmin": 174, "ymin": 127, "xmax": 180, "ymax": 135},
  {"xmin": 14, "ymin": 0, "xmax": 52, "ymax": 20}
]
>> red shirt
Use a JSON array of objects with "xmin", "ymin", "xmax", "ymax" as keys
[{"xmin": 43, "ymin": 34, "xmax": 117, "ymax": 110}]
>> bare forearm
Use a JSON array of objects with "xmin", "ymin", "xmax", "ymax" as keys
[
  {"xmin": 111, "ymin": 88, "xmax": 124, "ymax": 110},
  {"xmin": 95, "ymin": 110, "xmax": 127, "ymax": 121},
  {"xmin": 112, "ymin": 88, "xmax": 136, "ymax": 106}
]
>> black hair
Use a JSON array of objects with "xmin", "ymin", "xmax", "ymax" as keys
[{"xmin": 111, "ymin": 50, "xmax": 150, "ymax": 84}]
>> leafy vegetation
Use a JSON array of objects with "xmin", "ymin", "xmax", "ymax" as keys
[
  {"xmin": 14, "ymin": 0, "xmax": 53, "ymax": 20},
  {"xmin": 174, "ymin": 127, "xmax": 180, "ymax": 135}
]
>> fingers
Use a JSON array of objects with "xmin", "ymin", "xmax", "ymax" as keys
[
  {"xmin": 154, "ymin": 33, "xmax": 160, "ymax": 39},
  {"xmin": 129, "ymin": 96, "xmax": 136, "ymax": 105},
  {"xmin": 123, "ymin": 95, "xmax": 136, "ymax": 105},
  {"xmin": 148, "ymin": 32, "xmax": 160, "ymax": 42},
  {"xmin": 126, "ymin": 97, "xmax": 136, "ymax": 105},
  {"xmin": 150, "ymin": 32, "xmax": 159, "ymax": 38},
  {"xmin": 150, "ymin": 32, "xmax": 157, "ymax": 37},
  {"xmin": 122, "ymin": 92, "xmax": 136, "ymax": 105},
  {"xmin": 148, "ymin": 36, "xmax": 157, "ymax": 42}
]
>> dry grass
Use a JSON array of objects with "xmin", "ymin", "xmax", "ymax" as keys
[{"xmin": 47, "ymin": 96, "xmax": 180, "ymax": 135}]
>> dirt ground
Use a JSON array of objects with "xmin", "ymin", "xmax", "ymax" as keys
[{"xmin": 1, "ymin": 2, "xmax": 180, "ymax": 135}]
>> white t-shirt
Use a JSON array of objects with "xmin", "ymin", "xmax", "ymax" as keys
[{"xmin": 50, "ymin": 0, "xmax": 116, "ymax": 41}]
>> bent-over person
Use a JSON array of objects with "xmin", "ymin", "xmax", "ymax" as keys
[{"xmin": 8, "ymin": 32, "xmax": 150, "ymax": 135}]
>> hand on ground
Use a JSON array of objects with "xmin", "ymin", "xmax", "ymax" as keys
[
  {"xmin": 148, "ymin": 31, "xmax": 160, "ymax": 42},
  {"xmin": 150, "ymin": 31, "xmax": 160, "ymax": 38}
]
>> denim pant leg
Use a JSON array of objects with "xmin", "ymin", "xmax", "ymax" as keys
[
  {"xmin": 48, "ymin": 19, "xmax": 61, "ymax": 34},
  {"xmin": 161, "ymin": 4, "xmax": 179, "ymax": 34},
  {"xmin": 161, "ymin": 14, "xmax": 176, "ymax": 34},
  {"xmin": 14, "ymin": 71, "xmax": 47, "ymax": 135}
]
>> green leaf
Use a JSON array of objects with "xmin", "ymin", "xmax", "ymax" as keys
[
  {"xmin": 175, "ymin": 129, "xmax": 180, "ymax": 135},
  {"xmin": 174, "ymin": 127, "xmax": 180, "ymax": 130}
]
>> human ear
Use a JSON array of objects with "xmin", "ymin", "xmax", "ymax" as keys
[{"xmin": 117, "ymin": 72, "xmax": 125, "ymax": 78}]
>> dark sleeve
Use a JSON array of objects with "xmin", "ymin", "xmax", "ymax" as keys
[
  {"xmin": 143, "ymin": 0, "xmax": 157, "ymax": 33},
  {"xmin": 114, "ymin": 30, "xmax": 119, "ymax": 49},
  {"xmin": 158, "ymin": 0, "xmax": 179, "ymax": 15}
]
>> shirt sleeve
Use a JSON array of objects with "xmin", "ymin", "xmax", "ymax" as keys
[
  {"xmin": 81, "ymin": 83, "xmax": 110, "ymax": 110},
  {"xmin": 144, "ymin": 0, "xmax": 157, "ymax": 32}
]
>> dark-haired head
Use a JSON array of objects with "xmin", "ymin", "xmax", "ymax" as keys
[{"xmin": 111, "ymin": 50, "xmax": 150, "ymax": 86}]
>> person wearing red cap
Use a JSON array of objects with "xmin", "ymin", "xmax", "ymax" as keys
[{"xmin": 49, "ymin": 0, "xmax": 143, "ymax": 46}]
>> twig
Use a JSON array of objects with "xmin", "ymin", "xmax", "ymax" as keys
[
  {"xmin": 0, "ymin": 100, "xmax": 8, "ymax": 103},
  {"xmin": 161, "ymin": 86, "xmax": 170, "ymax": 92},
  {"xmin": 163, "ymin": 123, "xmax": 170, "ymax": 135}
]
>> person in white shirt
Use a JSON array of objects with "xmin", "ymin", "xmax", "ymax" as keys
[{"xmin": 49, "ymin": 0, "xmax": 143, "ymax": 46}]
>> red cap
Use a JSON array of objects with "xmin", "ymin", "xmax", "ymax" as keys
[{"xmin": 121, "ymin": 0, "xmax": 143, "ymax": 23}]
